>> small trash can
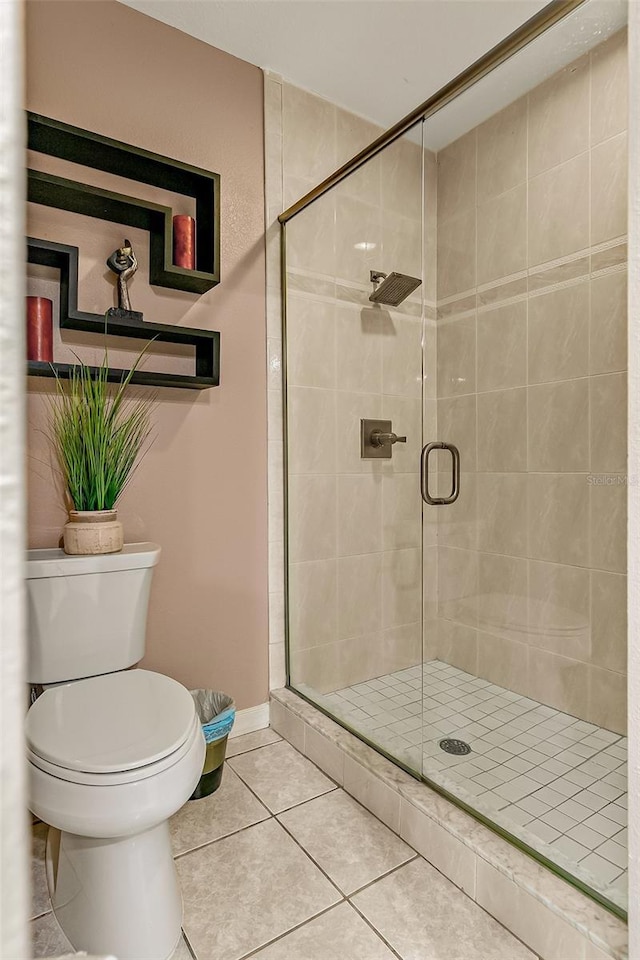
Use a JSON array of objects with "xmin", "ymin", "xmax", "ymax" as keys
[{"xmin": 189, "ymin": 689, "xmax": 235, "ymax": 801}]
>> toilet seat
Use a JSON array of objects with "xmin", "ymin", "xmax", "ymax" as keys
[
  {"xmin": 26, "ymin": 669, "xmax": 197, "ymax": 784},
  {"xmin": 27, "ymin": 714, "xmax": 201, "ymax": 786}
]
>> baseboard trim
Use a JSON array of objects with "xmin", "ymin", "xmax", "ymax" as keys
[{"xmin": 229, "ymin": 702, "xmax": 270, "ymax": 739}]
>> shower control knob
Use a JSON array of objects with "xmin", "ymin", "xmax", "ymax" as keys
[
  {"xmin": 371, "ymin": 431, "xmax": 407, "ymax": 447},
  {"xmin": 360, "ymin": 419, "xmax": 406, "ymax": 460}
]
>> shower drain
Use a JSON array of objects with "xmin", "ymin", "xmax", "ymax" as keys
[{"xmin": 439, "ymin": 738, "xmax": 471, "ymax": 756}]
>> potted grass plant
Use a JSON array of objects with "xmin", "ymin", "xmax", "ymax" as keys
[{"xmin": 48, "ymin": 349, "xmax": 155, "ymax": 555}]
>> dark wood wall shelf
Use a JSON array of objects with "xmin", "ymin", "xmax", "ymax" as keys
[
  {"xmin": 27, "ymin": 112, "xmax": 220, "ymax": 293},
  {"xmin": 28, "ymin": 237, "xmax": 219, "ymax": 389},
  {"xmin": 26, "ymin": 112, "xmax": 222, "ymax": 389},
  {"xmin": 27, "ymin": 360, "xmax": 214, "ymax": 391}
]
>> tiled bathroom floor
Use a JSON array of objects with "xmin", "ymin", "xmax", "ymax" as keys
[
  {"xmin": 312, "ymin": 659, "xmax": 628, "ymax": 912},
  {"xmin": 31, "ymin": 728, "xmax": 540, "ymax": 960}
]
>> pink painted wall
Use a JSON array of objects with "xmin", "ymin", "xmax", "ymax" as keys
[{"xmin": 25, "ymin": 1, "xmax": 269, "ymax": 709}]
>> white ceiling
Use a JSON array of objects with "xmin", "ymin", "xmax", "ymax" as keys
[
  {"xmin": 118, "ymin": 0, "xmax": 626, "ymax": 150},
  {"xmin": 117, "ymin": 0, "xmax": 548, "ymax": 129}
]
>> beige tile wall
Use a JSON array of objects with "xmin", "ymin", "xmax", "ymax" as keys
[
  {"xmin": 268, "ymin": 29, "xmax": 628, "ymax": 734},
  {"xmin": 271, "ymin": 80, "xmax": 432, "ymax": 691},
  {"xmin": 431, "ymin": 28, "xmax": 628, "ymax": 734}
]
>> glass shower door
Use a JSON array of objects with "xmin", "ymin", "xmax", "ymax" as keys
[
  {"xmin": 420, "ymin": 21, "xmax": 628, "ymax": 914},
  {"xmin": 283, "ymin": 1, "xmax": 628, "ymax": 919},
  {"xmin": 284, "ymin": 120, "xmax": 426, "ymax": 776}
]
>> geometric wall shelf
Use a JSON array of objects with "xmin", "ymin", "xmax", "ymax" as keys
[
  {"xmin": 27, "ymin": 237, "xmax": 220, "ymax": 390},
  {"xmin": 27, "ymin": 112, "xmax": 221, "ymax": 293},
  {"xmin": 26, "ymin": 112, "xmax": 222, "ymax": 389}
]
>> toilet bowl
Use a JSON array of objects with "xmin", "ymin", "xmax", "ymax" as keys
[
  {"xmin": 25, "ymin": 544, "xmax": 206, "ymax": 958},
  {"xmin": 27, "ymin": 669, "xmax": 205, "ymax": 960}
]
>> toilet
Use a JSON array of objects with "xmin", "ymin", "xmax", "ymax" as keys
[{"xmin": 25, "ymin": 544, "xmax": 205, "ymax": 960}]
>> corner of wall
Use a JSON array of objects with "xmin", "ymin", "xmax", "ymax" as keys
[
  {"xmin": 625, "ymin": 2, "xmax": 640, "ymax": 954},
  {"xmin": 264, "ymin": 70, "xmax": 286, "ymax": 691}
]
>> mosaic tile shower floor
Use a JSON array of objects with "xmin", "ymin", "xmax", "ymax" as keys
[{"xmin": 311, "ymin": 659, "xmax": 627, "ymax": 912}]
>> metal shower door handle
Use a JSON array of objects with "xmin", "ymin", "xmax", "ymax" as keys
[{"xmin": 420, "ymin": 442, "xmax": 460, "ymax": 505}]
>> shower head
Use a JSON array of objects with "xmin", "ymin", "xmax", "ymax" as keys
[{"xmin": 369, "ymin": 270, "xmax": 421, "ymax": 307}]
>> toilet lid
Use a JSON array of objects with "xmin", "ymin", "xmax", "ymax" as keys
[{"xmin": 26, "ymin": 670, "xmax": 196, "ymax": 774}]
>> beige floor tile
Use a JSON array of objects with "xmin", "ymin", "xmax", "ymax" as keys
[
  {"xmin": 279, "ymin": 790, "xmax": 414, "ymax": 894},
  {"xmin": 171, "ymin": 767, "xmax": 270, "ymax": 857},
  {"xmin": 226, "ymin": 728, "xmax": 281, "ymax": 758},
  {"xmin": 352, "ymin": 858, "xmax": 537, "ymax": 960},
  {"xmin": 251, "ymin": 902, "xmax": 397, "ymax": 960},
  {"xmin": 31, "ymin": 912, "xmax": 72, "ymax": 958},
  {"xmin": 177, "ymin": 819, "xmax": 340, "ymax": 960},
  {"xmin": 228, "ymin": 740, "xmax": 336, "ymax": 813},
  {"xmin": 31, "ymin": 822, "xmax": 50, "ymax": 920}
]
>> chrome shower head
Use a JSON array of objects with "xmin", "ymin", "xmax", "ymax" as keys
[{"xmin": 369, "ymin": 270, "xmax": 421, "ymax": 307}]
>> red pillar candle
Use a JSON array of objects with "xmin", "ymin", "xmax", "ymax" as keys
[
  {"xmin": 173, "ymin": 215, "xmax": 196, "ymax": 269},
  {"xmin": 26, "ymin": 297, "xmax": 53, "ymax": 362}
]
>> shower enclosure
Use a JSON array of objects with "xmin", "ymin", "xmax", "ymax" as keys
[{"xmin": 280, "ymin": 0, "xmax": 628, "ymax": 918}]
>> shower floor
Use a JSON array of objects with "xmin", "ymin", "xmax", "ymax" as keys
[{"xmin": 310, "ymin": 659, "xmax": 627, "ymax": 912}]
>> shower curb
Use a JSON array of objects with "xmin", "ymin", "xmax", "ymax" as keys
[{"xmin": 270, "ymin": 688, "xmax": 627, "ymax": 960}]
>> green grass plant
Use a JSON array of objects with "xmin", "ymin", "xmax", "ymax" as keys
[{"xmin": 48, "ymin": 347, "xmax": 155, "ymax": 512}]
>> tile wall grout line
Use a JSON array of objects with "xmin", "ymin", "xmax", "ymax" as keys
[
  {"xmin": 268, "ymin": 810, "xmax": 348, "ymax": 897},
  {"xmin": 277, "ymin": 798, "xmax": 421, "ymax": 903},
  {"xmin": 343, "ymin": 853, "xmax": 421, "ymax": 900},
  {"xmin": 173, "ymin": 812, "xmax": 274, "ymax": 862},
  {"xmin": 237, "ymin": 901, "xmax": 346, "ymax": 960},
  {"xmin": 346, "ymin": 898, "xmax": 406, "ymax": 960},
  {"xmin": 181, "ymin": 928, "xmax": 198, "ymax": 960},
  {"xmin": 271, "ymin": 785, "xmax": 340, "ymax": 817},
  {"xmin": 232, "ymin": 744, "xmax": 338, "ymax": 807},
  {"xmin": 226, "ymin": 738, "xmax": 283, "ymax": 761},
  {"xmin": 227, "ymin": 755, "xmax": 341, "ymax": 813}
]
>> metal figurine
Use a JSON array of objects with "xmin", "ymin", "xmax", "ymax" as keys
[{"xmin": 106, "ymin": 239, "xmax": 138, "ymax": 312}]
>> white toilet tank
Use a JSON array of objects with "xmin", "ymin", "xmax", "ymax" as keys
[{"xmin": 26, "ymin": 543, "xmax": 161, "ymax": 684}]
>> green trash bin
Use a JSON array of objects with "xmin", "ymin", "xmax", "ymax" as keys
[{"xmin": 189, "ymin": 689, "xmax": 235, "ymax": 801}]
